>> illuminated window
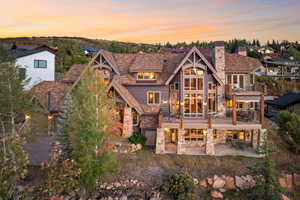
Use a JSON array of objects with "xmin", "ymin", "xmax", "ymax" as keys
[
  {"xmin": 227, "ymin": 100, "xmax": 232, "ymax": 109},
  {"xmin": 137, "ymin": 72, "xmax": 157, "ymax": 80},
  {"xmin": 184, "ymin": 129, "xmax": 205, "ymax": 141},
  {"xmin": 147, "ymin": 91, "xmax": 160, "ymax": 105},
  {"xmin": 208, "ymin": 82, "xmax": 217, "ymax": 113},
  {"xmin": 208, "ymin": 93, "xmax": 216, "ymax": 113},
  {"xmin": 183, "ymin": 67, "xmax": 204, "ymax": 118}
]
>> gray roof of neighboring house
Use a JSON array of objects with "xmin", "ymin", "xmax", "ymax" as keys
[
  {"xmin": 83, "ymin": 46, "xmax": 100, "ymax": 52},
  {"xmin": 266, "ymin": 92, "xmax": 300, "ymax": 108},
  {"xmin": 5, "ymin": 49, "xmax": 52, "ymax": 58},
  {"xmin": 263, "ymin": 58, "xmax": 300, "ymax": 67}
]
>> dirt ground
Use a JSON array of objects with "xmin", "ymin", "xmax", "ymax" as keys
[
  {"xmin": 24, "ymin": 119, "xmax": 300, "ymax": 199},
  {"xmin": 110, "ymin": 120, "xmax": 300, "ymax": 187}
]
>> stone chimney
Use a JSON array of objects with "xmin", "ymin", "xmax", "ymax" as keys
[
  {"xmin": 212, "ymin": 41, "xmax": 225, "ymax": 83},
  {"xmin": 236, "ymin": 46, "xmax": 247, "ymax": 56}
]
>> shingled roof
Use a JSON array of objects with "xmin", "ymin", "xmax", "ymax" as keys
[
  {"xmin": 225, "ymin": 53, "xmax": 263, "ymax": 73},
  {"xmin": 31, "ymin": 81, "xmax": 70, "ymax": 112},
  {"xmin": 108, "ymin": 76, "xmax": 144, "ymax": 114},
  {"xmin": 129, "ymin": 53, "xmax": 164, "ymax": 72},
  {"xmin": 62, "ymin": 64, "xmax": 87, "ymax": 83}
]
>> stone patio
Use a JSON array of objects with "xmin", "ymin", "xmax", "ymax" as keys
[{"xmin": 163, "ymin": 143, "xmax": 264, "ymax": 158}]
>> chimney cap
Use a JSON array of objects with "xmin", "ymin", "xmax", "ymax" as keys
[{"xmin": 214, "ymin": 41, "xmax": 225, "ymax": 47}]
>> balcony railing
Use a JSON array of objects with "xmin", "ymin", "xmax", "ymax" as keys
[{"xmin": 225, "ymin": 84, "xmax": 266, "ymax": 97}]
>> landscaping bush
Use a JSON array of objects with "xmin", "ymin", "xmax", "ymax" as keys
[
  {"xmin": 129, "ymin": 132, "xmax": 147, "ymax": 145},
  {"xmin": 277, "ymin": 111, "xmax": 300, "ymax": 153},
  {"xmin": 161, "ymin": 172, "xmax": 195, "ymax": 200}
]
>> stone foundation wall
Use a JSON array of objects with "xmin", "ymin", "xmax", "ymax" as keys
[
  {"xmin": 177, "ymin": 129, "xmax": 185, "ymax": 154},
  {"xmin": 206, "ymin": 129, "xmax": 215, "ymax": 155},
  {"xmin": 122, "ymin": 106, "xmax": 133, "ymax": 138},
  {"xmin": 155, "ymin": 128, "xmax": 164, "ymax": 154}
]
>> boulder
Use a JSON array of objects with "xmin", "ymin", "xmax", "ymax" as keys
[
  {"xmin": 199, "ymin": 179, "xmax": 208, "ymax": 188},
  {"xmin": 136, "ymin": 144, "xmax": 142, "ymax": 150},
  {"xmin": 213, "ymin": 176, "xmax": 225, "ymax": 189},
  {"xmin": 294, "ymin": 173, "xmax": 300, "ymax": 186},
  {"xmin": 207, "ymin": 178, "xmax": 213, "ymax": 185},
  {"xmin": 224, "ymin": 176, "xmax": 235, "ymax": 189},
  {"xmin": 210, "ymin": 190, "xmax": 223, "ymax": 199},
  {"xmin": 193, "ymin": 178, "xmax": 199, "ymax": 185},
  {"xmin": 114, "ymin": 182, "xmax": 121, "ymax": 187},
  {"xmin": 219, "ymin": 188, "xmax": 226, "ymax": 193},
  {"xmin": 282, "ymin": 194, "xmax": 290, "ymax": 200}
]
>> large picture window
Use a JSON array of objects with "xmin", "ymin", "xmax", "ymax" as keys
[
  {"xmin": 184, "ymin": 129, "xmax": 205, "ymax": 141},
  {"xmin": 34, "ymin": 60, "xmax": 47, "ymax": 68},
  {"xmin": 183, "ymin": 67, "xmax": 204, "ymax": 118},
  {"xmin": 147, "ymin": 91, "xmax": 160, "ymax": 105},
  {"xmin": 208, "ymin": 82, "xmax": 217, "ymax": 113},
  {"xmin": 137, "ymin": 72, "xmax": 157, "ymax": 80}
]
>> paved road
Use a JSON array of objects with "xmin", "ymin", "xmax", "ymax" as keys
[{"xmin": 25, "ymin": 135, "xmax": 57, "ymax": 166}]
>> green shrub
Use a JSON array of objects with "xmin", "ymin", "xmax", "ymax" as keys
[
  {"xmin": 129, "ymin": 132, "xmax": 147, "ymax": 145},
  {"xmin": 277, "ymin": 111, "xmax": 300, "ymax": 153},
  {"xmin": 161, "ymin": 172, "xmax": 195, "ymax": 200}
]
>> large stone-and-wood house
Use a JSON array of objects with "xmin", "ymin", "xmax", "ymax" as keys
[{"xmin": 32, "ymin": 41, "xmax": 266, "ymax": 156}]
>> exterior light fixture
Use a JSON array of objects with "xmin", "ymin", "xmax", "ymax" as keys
[
  {"xmin": 48, "ymin": 115, "xmax": 54, "ymax": 120},
  {"xmin": 203, "ymin": 101, "xmax": 207, "ymax": 106}
]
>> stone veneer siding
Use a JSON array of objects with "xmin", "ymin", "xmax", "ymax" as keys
[{"xmin": 122, "ymin": 106, "xmax": 133, "ymax": 138}]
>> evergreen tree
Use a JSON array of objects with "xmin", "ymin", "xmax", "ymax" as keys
[
  {"xmin": 247, "ymin": 133, "xmax": 283, "ymax": 200},
  {"xmin": 0, "ymin": 50, "xmax": 32, "ymax": 133},
  {"xmin": 0, "ymin": 50, "xmax": 30, "ymax": 199},
  {"xmin": 256, "ymin": 40, "xmax": 261, "ymax": 47}
]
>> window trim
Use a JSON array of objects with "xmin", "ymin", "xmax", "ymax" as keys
[
  {"xmin": 34, "ymin": 59, "xmax": 47, "ymax": 68},
  {"xmin": 147, "ymin": 91, "xmax": 161, "ymax": 105}
]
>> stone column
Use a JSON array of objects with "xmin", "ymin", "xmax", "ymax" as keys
[
  {"xmin": 258, "ymin": 129, "xmax": 267, "ymax": 153},
  {"xmin": 155, "ymin": 128, "xmax": 165, "ymax": 154},
  {"xmin": 122, "ymin": 106, "xmax": 133, "ymax": 138},
  {"xmin": 177, "ymin": 128, "xmax": 185, "ymax": 154},
  {"xmin": 251, "ymin": 130, "xmax": 259, "ymax": 149},
  {"xmin": 206, "ymin": 129, "xmax": 215, "ymax": 155}
]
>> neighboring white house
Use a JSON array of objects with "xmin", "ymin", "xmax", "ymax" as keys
[{"xmin": 7, "ymin": 49, "xmax": 55, "ymax": 89}]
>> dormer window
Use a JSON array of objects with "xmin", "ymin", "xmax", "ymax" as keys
[{"xmin": 137, "ymin": 72, "xmax": 157, "ymax": 81}]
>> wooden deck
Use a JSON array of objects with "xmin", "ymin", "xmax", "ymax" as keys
[{"xmin": 161, "ymin": 118, "xmax": 262, "ymax": 130}]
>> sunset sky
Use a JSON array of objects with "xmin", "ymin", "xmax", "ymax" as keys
[{"xmin": 1, "ymin": 0, "xmax": 300, "ymax": 44}]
